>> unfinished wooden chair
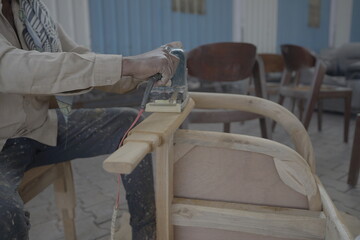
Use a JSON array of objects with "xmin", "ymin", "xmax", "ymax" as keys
[
  {"xmin": 19, "ymin": 161, "xmax": 76, "ymax": 239},
  {"xmin": 103, "ymin": 92, "xmax": 355, "ymax": 240},
  {"xmin": 348, "ymin": 114, "xmax": 360, "ymax": 186},
  {"xmin": 18, "ymin": 97, "xmax": 77, "ymax": 239},
  {"xmin": 186, "ymin": 42, "xmax": 271, "ymax": 137},
  {"xmin": 276, "ymin": 44, "xmax": 352, "ymax": 142}
]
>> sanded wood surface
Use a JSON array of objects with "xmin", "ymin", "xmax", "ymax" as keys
[
  {"xmin": 101, "ymin": 93, "xmax": 355, "ymax": 240},
  {"xmin": 172, "ymin": 198, "xmax": 326, "ymax": 240},
  {"xmin": 189, "ymin": 92, "xmax": 316, "ymax": 173},
  {"xmin": 54, "ymin": 162, "xmax": 77, "ymax": 240},
  {"xmin": 174, "ymin": 129, "xmax": 321, "ymax": 211},
  {"xmin": 103, "ymin": 141, "xmax": 152, "ymax": 174},
  {"xmin": 20, "ymin": 165, "xmax": 61, "ymax": 203},
  {"xmin": 20, "ymin": 162, "xmax": 77, "ymax": 240},
  {"xmin": 315, "ymin": 176, "xmax": 353, "ymax": 240},
  {"xmin": 103, "ymin": 98, "xmax": 195, "ymax": 174},
  {"xmin": 131, "ymin": 98, "xmax": 195, "ymax": 137},
  {"xmin": 156, "ymin": 135, "xmax": 175, "ymax": 240}
]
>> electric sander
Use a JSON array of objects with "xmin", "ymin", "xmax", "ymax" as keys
[{"xmin": 143, "ymin": 47, "xmax": 189, "ymax": 113}]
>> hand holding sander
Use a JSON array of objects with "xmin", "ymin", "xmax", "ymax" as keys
[{"xmin": 141, "ymin": 47, "xmax": 189, "ymax": 113}]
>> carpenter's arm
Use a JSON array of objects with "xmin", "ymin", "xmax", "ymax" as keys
[
  {"xmin": 57, "ymin": 24, "xmax": 181, "ymax": 94},
  {"xmin": 0, "ymin": 31, "xmax": 123, "ymax": 95}
]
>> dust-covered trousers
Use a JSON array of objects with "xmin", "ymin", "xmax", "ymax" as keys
[{"xmin": 0, "ymin": 108, "xmax": 155, "ymax": 240}]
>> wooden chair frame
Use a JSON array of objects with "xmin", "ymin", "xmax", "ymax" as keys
[
  {"xmin": 277, "ymin": 44, "xmax": 351, "ymax": 142},
  {"xmin": 257, "ymin": 53, "xmax": 285, "ymax": 97},
  {"xmin": 19, "ymin": 162, "xmax": 77, "ymax": 240},
  {"xmin": 348, "ymin": 114, "xmax": 360, "ymax": 186},
  {"xmin": 103, "ymin": 92, "xmax": 354, "ymax": 240}
]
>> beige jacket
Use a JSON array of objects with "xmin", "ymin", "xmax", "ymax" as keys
[{"xmin": 0, "ymin": 1, "xmax": 141, "ymax": 150}]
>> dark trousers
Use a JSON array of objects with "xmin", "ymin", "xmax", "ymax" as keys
[{"xmin": 0, "ymin": 108, "xmax": 155, "ymax": 240}]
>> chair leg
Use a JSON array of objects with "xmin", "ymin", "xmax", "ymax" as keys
[
  {"xmin": 259, "ymin": 118, "xmax": 272, "ymax": 139},
  {"xmin": 223, "ymin": 123, "xmax": 230, "ymax": 133},
  {"xmin": 180, "ymin": 117, "xmax": 189, "ymax": 129},
  {"xmin": 290, "ymin": 98, "xmax": 296, "ymax": 113},
  {"xmin": 298, "ymin": 100, "xmax": 304, "ymax": 121},
  {"xmin": 343, "ymin": 95, "xmax": 352, "ymax": 143},
  {"xmin": 273, "ymin": 95, "xmax": 285, "ymax": 131},
  {"xmin": 302, "ymin": 97, "xmax": 318, "ymax": 130},
  {"xmin": 317, "ymin": 100, "xmax": 323, "ymax": 132},
  {"xmin": 348, "ymin": 116, "xmax": 360, "ymax": 186},
  {"xmin": 54, "ymin": 162, "xmax": 77, "ymax": 240}
]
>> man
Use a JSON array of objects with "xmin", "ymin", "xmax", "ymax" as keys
[{"xmin": 0, "ymin": 0, "xmax": 180, "ymax": 239}]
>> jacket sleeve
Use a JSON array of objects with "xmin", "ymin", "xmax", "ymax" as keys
[
  {"xmin": 57, "ymin": 24, "xmax": 91, "ymax": 54},
  {"xmin": 0, "ymin": 31, "xmax": 123, "ymax": 95},
  {"xmin": 56, "ymin": 24, "xmax": 145, "ymax": 95}
]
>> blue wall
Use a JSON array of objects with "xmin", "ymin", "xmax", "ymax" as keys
[
  {"xmin": 89, "ymin": 0, "xmax": 233, "ymax": 55},
  {"xmin": 277, "ymin": 0, "xmax": 330, "ymax": 53},
  {"xmin": 351, "ymin": 0, "xmax": 360, "ymax": 42}
]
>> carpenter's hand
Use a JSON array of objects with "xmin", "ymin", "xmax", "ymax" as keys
[{"xmin": 122, "ymin": 41, "xmax": 182, "ymax": 86}]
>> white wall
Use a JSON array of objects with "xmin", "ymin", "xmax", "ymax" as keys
[
  {"xmin": 329, "ymin": 0, "xmax": 353, "ymax": 48},
  {"xmin": 42, "ymin": 0, "xmax": 91, "ymax": 48},
  {"xmin": 233, "ymin": 0, "xmax": 278, "ymax": 53}
]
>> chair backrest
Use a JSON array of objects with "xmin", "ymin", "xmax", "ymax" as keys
[
  {"xmin": 279, "ymin": 44, "xmax": 326, "ymax": 129},
  {"xmin": 187, "ymin": 42, "xmax": 257, "ymax": 82},
  {"xmin": 281, "ymin": 44, "xmax": 316, "ymax": 71},
  {"xmin": 258, "ymin": 53, "xmax": 285, "ymax": 73}
]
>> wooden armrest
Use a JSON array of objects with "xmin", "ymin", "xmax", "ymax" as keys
[{"xmin": 103, "ymin": 98, "xmax": 195, "ymax": 174}]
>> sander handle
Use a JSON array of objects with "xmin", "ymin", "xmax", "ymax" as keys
[{"xmin": 140, "ymin": 73, "xmax": 162, "ymax": 110}]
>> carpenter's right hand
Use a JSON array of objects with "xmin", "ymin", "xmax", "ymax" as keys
[{"xmin": 122, "ymin": 41, "xmax": 182, "ymax": 86}]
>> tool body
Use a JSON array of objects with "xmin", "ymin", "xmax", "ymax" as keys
[
  {"xmin": 145, "ymin": 48, "xmax": 189, "ymax": 113},
  {"xmin": 140, "ymin": 73, "xmax": 162, "ymax": 110}
]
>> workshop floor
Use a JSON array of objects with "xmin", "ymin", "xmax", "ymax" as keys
[{"xmin": 27, "ymin": 111, "xmax": 360, "ymax": 240}]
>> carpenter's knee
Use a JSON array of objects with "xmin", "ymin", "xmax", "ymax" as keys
[
  {"xmin": 112, "ymin": 107, "xmax": 145, "ymax": 126},
  {"xmin": 0, "ymin": 200, "xmax": 29, "ymax": 240}
]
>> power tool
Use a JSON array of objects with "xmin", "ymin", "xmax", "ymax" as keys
[{"xmin": 143, "ymin": 48, "xmax": 189, "ymax": 113}]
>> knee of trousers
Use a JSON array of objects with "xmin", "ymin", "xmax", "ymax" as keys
[
  {"xmin": 107, "ymin": 107, "xmax": 145, "ymax": 129},
  {"xmin": 0, "ymin": 198, "xmax": 30, "ymax": 239}
]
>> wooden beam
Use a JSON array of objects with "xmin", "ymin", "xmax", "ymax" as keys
[
  {"xmin": 156, "ymin": 135, "xmax": 175, "ymax": 240},
  {"xmin": 172, "ymin": 198, "xmax": 326, "ymax": 240},
  {"xmin": 103, "ymin": 141, "xmax": 151, "ymax": 174},
  {"xmin": 103, "ymin": 98, "xmax": 194, "ymax": 174},
  {"xmin": 131, "ymin": 98, "xmax": 194, "ymax": 138},
  {"xmin": 315, "ymin": 176, "xmax": 353, "ymax": 240},
  {"xmin": 19, "ymin": 165, "xmax": 61, "ymax": 203}
]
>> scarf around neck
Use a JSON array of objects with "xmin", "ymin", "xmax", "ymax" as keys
[{"xmin": 19, "ymin": 0, "xmax": 73, "ymax": 118}]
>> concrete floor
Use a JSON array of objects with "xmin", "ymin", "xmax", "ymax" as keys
[{"xmin": 26, "ymin": 110, "xmax": 360, "ymax": 240}]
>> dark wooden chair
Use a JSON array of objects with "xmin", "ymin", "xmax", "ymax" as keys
[
  {"xmin": 186, "ymin": 42, "xmax": 271, "ymax": 138},
  {"xmin": 258, "ymin": 53, "xmax": 285, "ymax": 97},
  {"xmin": 275, "ymin": 44, "xmax": 351, "ymax": 142},
  {"xmin": 348, "ymin": 114, "xmax": 360, "ymax": 186}
]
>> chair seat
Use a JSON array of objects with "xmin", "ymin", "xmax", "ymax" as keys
[
  {"xmin": 280, "ymin": 84, "xmax": 352, "ymax": 99},
  {"xmin": 319, "ymin": 85, "xmax": 352, "ymax": 98},
  {"xmin": 279, "ymin": 85, "xmax": 310, "ymax": 99},
  {"xmin": 19, "ymin": 164, "xmax": 62, "ymax": 203}
]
